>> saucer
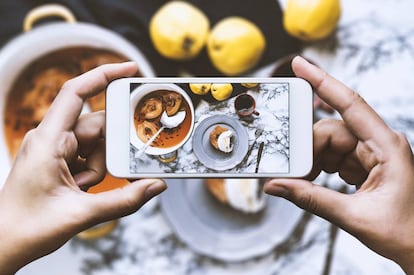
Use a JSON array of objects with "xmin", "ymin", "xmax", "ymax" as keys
[
  {"xmin": 192, "ymin": 115, "xmax": 249, "ymax": 171},
  {"xmin": 160, "ymin": 179, "xmax": 303, "ymax": 262}
]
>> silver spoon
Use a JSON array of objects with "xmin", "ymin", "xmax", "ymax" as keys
[{"xmin": 135, "ymin": 111, "xmax": 186, "ymax": 158}]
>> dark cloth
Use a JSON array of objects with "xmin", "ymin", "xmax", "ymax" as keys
[{"xmin": 0, "ymin": 0, "xmax": 301, "ymax": 76}]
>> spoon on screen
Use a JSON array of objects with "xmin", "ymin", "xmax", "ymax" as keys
[{"xmin": 135, "ymin": 111, "xmax": 186, "ymax": 158}]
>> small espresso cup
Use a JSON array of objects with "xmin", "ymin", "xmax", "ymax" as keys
[{"xmin": 234, "ymin": 93, "xmax": 260, "ymax": 117}]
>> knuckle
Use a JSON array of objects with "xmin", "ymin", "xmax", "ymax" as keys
[
  {"xmin": 389, "ymin": 131, "xmax": 409, "ymax": 148},
  {"xmin": 395, "ymin": 131, "xmax": 409, "ymax": 145},
  {"xmin": 55, "ymin": 131, "xmax": 77, "ymax": 157},
  {"xmin": 314, "ymin": 118, "xmax": 342, "ymax": 134},
  {"xmin": 296, "ymin": 183, "xmax": 319, "ymax": 213},
  {"xmin": 342, "ymin": 92, "xmax": 365, "ymax": 114},
  {"xmin": 314, "ymin": 118, "xmax": 334, "ymax": 131},
  {"xmin": 350, "ymin": 91, "xmax": 365, "ymax": 106},
  {"xmin": 95, "ymin": 170, "xmax": 106, "ymax": 184},
  {"xmin": 392, "ymin": 131, "xmax": 412, "ymax": 154},
  {"xmin": 122, "ymin": 188, "xmax": 145, "ymax": 213},
  {"xmin": 61, "ymin": 78, "xmax": 76, "ymax": 91},
  {"xmin": 315, "ymin": 71, "xmax": 329, "ymax": 91},
  {"xmin": 24, "ymin": 128, "xmax": 38, "ymax": 140},
  {"xmin": 18, "ymin": 128, "xmax": 49, "ymax": 159},
  {"xmin": 95, "ymin": 63, "xmax": 111, "ymax": 71},
  {"xmin": 20, "ymin": 128, "xmax": 39, "ymax": 148}
]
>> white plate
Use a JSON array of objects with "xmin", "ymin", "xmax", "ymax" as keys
[
  {"xmin": 192, "ymin": 115, "xmax": 249, "ymax": 171},
  {"xmin": 160, "ymin": 179, "xmax": 303, "ymax": 262}
]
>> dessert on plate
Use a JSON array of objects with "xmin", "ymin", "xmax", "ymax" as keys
[
  {"xmin": 205, "ymin": 178, "xmax": 266, "ymax": 213},
  {"xmin": 209, "ymin": 125, "xmax": 234, "ymax": 153}
]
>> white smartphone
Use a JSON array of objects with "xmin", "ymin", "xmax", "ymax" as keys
[{"xmin": 106, "ymin": 77, "xmax": 313, "ymax": 178}]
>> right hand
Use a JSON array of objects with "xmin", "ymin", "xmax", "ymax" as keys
[{"xmin": 264, "ymin": 56, "xmax": 414, "ymax": 273}]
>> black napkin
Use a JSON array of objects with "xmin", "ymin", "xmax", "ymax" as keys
[{"xmin": 0, "ymin": 0, "xmax": 301, "ymax": 76}]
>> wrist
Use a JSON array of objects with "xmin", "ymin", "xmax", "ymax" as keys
[
  {"xmin": 0, "ymin": 194, "xmax": 29, "ymax": 274},
  {"xmin": 0, "ymin": 239, "xmax": 22, "ymax": 275}
]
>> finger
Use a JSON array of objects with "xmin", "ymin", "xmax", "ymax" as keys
[
  {"xmin": 305, "ymin": 119, "xmax": 358, "ymax": 179},
  {"xmin": 84, "ymin": 179, "xmax": 167, "ymax": 223},
  {"xmin": 74, "ymin": 111, "xmax": 106, "ymax": 157},
  {"xmin": 313, "ymin": 119, "xmax": 358, "ymax": 173},
  {"xmin": 320, "ymin": 152, "xmax": 344, "ymax": 174},
  {"xmin": 292, "ymin": 56, "xmax": 395, "ymax": 144},
  {"xmin": 264, "ymin": 179, "xmax": 352, "ymax": 230},
  {"xmin": 73, "ymin": 139, "xmax": 106, "ymax": 189},
  {"xmin": 314, "ymin": 119, "xmax": 358, "ymax": 155},
  {"xmin": 38, "ymin": 62, "xmax": 137, "ymax": 137},
  {"xmin": 69, "ymin": 157, "xmax": 87, "ymax": 176},
  {"xmin": 313, "ymin": 119, "xmax": 371, "ymax": 182},
  {"xmin": 72, "ymin": 111, "xmax": 107, "ymax": 188},
  {"xmin": 338, "ymin": 153, "xmax": 368, "ymax": 185}
]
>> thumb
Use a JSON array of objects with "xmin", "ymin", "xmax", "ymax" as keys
[
  {"xmin": 264, "ymin": 178, "xmax": 350, "ymax": 228},
  {"xmin": 85, "ymin": 179, "xmax": 167, "ymax": 224}
]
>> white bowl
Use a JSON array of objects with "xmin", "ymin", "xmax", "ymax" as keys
[
  {"xmin": 0, "ymin": 22, "xmax": 155, "ymax": 187},
  {"xmin": 130, "ymin": 83, "xmax": 195, "ymax": 156}
]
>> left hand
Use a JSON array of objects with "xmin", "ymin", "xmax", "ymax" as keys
[{"xmin": 0, "ymin": 62, "xmax": 167, "ymax": 274}]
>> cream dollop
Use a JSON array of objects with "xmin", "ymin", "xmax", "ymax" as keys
[
  {"xmin": 224, "ymin": 179, "xmax": 266, "ymax": 213},
  {"xmin": 217, "ymin": 130, "xmax": 234, "ymax": 153},
  {"xmin": 161, "ymin": 110, "xmax": 186, "ymax": 128}
]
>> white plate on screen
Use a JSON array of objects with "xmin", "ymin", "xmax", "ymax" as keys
[
  {"xmin": 192, "ymin": 115, "xmax": 249, "ymax": 171},
  {"xmin": 160, "ymin": 179, "xmax": 303, "ymax": 262}
]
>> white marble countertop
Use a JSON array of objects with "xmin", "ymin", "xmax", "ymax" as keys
[{"xmin": 13, "ymin": 0, "xmax": 414, "ymax": 274}]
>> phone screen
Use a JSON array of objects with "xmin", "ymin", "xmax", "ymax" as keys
[{"xmin": 129, "ymin": 82, "xmax": 289, "ymax": 175}]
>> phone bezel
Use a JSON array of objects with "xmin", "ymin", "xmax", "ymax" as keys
[{"xmin": 106, "ymin": 77, "xmax": 313, "ymax": 178}]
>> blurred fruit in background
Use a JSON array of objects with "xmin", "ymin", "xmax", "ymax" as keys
[
  {"xmin": 149, "ymin": 1, "xmax": 210, "ymax": 60},
  {"xmin": 207, "ymin": 17, "xmax": 266, "ymax": 76},
  {"xmin": 283, "ymin": 0, "xmax": 341, "ymax": 42},
  {"xmin": 211, "ymin": 83, "xmax": 233, "ymax": 101},
  {"xmin": 77, "ymin": 175, "xmax": 129, "ymax": 240},
  {"xmin": 189, "ymin": 83, "xmax": 211, "ymax": 95},
  {"xmin": 241, "ymin": 83, "xmax": 258, "ymax": 88},
  {"xmin": 76, "ymin": 220, "xmax": 119, "ymax": 240}
]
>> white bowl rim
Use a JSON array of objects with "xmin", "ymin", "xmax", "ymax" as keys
[{"xmin": 0, "ymin": 21, "xmax": 155, "ymax": 187}]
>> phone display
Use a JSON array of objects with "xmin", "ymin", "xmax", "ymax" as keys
[{"xmin": 106, "ymin": 78, "xmax": 312, "ymax": 178}]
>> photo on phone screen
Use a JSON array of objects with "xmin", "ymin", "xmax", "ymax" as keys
[{"xmin": 129, "ymin": 82, "xmax": 289, "ymax": 175}]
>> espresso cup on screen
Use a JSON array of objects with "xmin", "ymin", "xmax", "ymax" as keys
[{"xmin": 234, "ymin": 93, "xmax": 260, "ymax": 118}]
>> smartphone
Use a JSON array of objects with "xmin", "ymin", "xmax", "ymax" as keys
[{"xmin": 106, "ymin": 78, "xmax": 313, "ymax": 178}]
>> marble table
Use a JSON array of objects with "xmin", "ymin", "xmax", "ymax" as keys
[{"xmin": 15, "ymin": 0, "xmax": 414, "ymax": 274}]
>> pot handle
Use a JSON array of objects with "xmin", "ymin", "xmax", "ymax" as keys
[{"xmin": 23, "ymin": 4, "xmax": 77, "ymax": 32}]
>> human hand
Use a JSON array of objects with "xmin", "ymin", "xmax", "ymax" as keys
[
  {"xmin": 264, "ymin": 56, "xmax": 414, "ymax": 273},
  {"xmin": 0, "ymin": 63, "xmax": 167, "ymax": 275}
]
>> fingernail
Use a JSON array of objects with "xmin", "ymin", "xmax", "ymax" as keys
[
  {"xmin": 144, "ymin": 180, "xmax": 167, "ymax": 200},
  {"xmin": 292, "ymin": 55, "xmax": 308, "ymax": 65},
  {"xmin": 264, "ymin": 182, "xmax": 290, "ymax": 197}
]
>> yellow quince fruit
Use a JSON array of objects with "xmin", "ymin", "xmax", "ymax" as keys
[
  {"xmin": 189, "ymin": 83, "xmax": 211, "ymax": 95},
  {"xmin": 283, "ymin": 0, "xmax": 341, "ymax": 41},
  {"xmin": 211, "ymin": 83, "xmax": 233, "ymax": 101},
  {"xmin": 207, "ymin": 17, "xmax": 266, "ymax": 76},
  {"xmin": 149, "ymin": 1, "xmax": 210, "ymax": 60},
  {"xmin": 241, "ymin": 83, "xmax": 258, "ymax": 88}
]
